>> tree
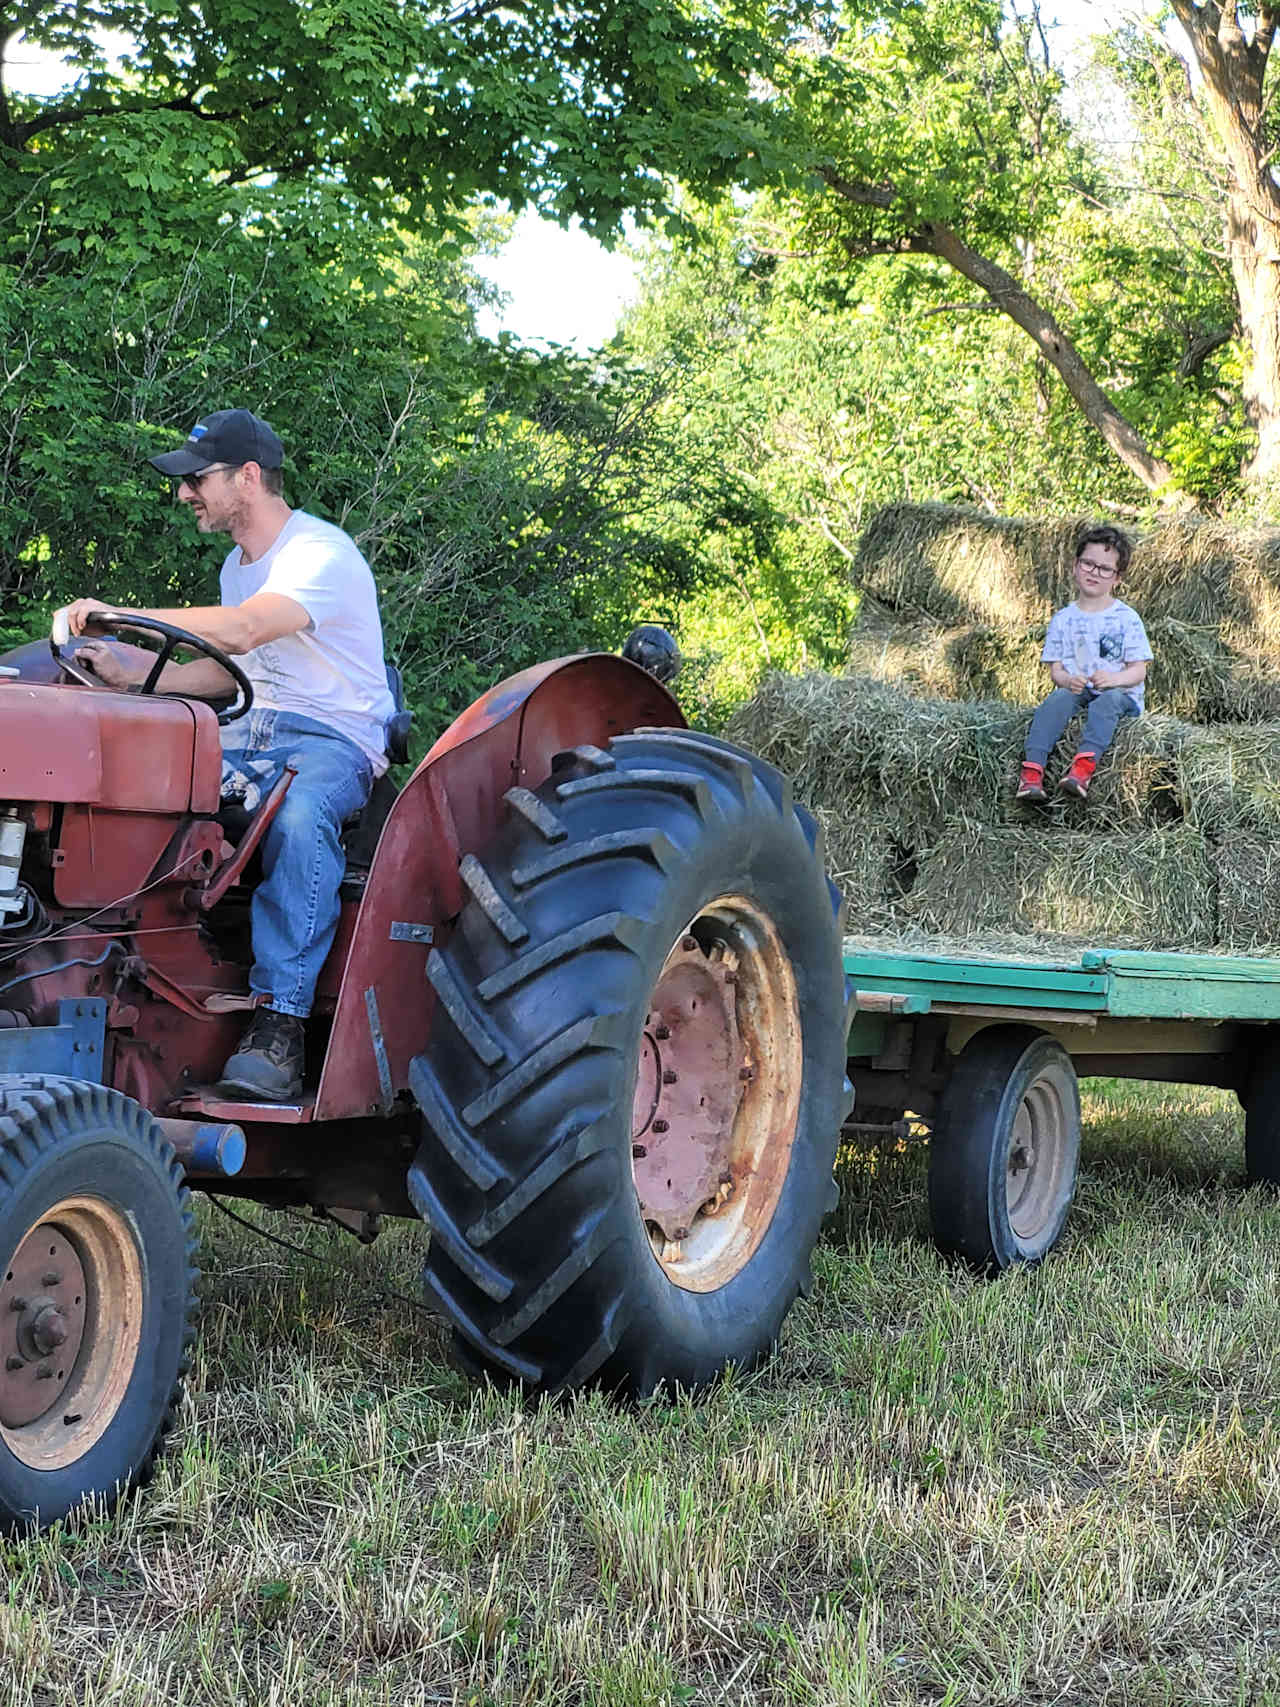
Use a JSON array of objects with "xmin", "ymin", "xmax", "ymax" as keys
[
  {"xmin": 0, "ymin": 0, "xmax": 772, "ymax": 234},
  {"xmin": 1, "ymin": 3, "xmax": 760, "ymax": 721},
  {"xmin": 743, "ymin": 0, "xmax": 1194, "ymax": 497},
  {"xmin": 1161, "ymin": 0, "xmax": 1280, "ymax": 484}
]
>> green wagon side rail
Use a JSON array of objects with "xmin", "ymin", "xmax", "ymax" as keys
[{"xmin": 843, "ymin": 945, "xmax": 1280, "ymax": 1030}]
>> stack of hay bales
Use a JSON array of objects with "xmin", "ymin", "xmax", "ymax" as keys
[
  {"xmin": 849, "ymin": 504, "xmax": 1280, "ymax": 723},
  {"xmin": 727, "ymin": 504, "xmax": 1280, "ymax": 954}
]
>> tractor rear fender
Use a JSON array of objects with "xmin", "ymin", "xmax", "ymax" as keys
[{"xmin": 314, "ymin": 654, "xmax": 683, "ymax": 1121}]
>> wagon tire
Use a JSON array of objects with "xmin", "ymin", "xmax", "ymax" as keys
[
  {"xmin": 407, "ymin": 730, "xmax": 849, "ymax": 1396},
  {"xmin": 928, "ymin": 1027, "xmax": 1080, "ymax": 1272},
  {"xmin": 0, "ymin": 1076, "xmax": 197, "ymax": 1533}
]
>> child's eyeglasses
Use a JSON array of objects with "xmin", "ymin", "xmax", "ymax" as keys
[{"xmin": 1076, "ymin": 555, "xmax": 1118, "ymax": 577}]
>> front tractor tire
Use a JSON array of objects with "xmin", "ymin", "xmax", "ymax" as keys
[
  {"xmin": 0, "ymin": 1077, "xmax": 197, "ymax": 1532},
  {"xmin": 408, "ymin": 731, "xmax": 849, "ymax": 1396}
]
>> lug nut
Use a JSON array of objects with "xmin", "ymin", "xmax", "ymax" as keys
[
  {"xmin": 41, "ymin": 1271, "xmax": 60, "ymax": 1288},
  {"xmin": 682, "ymin": 935, "xmax": 698, "ymax": 952},
  {"xmin": 632, "ymin": 1144, "xmax": 647, "ymax": 1160},
  {"xmin": 654, "ymin": 1024, "xmax": 670, "ymax": 1041},
  {"xmin": 662, "ymin": 1069, "xmax": 678, "ymax": 1085},
  {"xmin": 739, "ymin": 1066, "xmax": 754, "ymax": 1082},
  {"xmin": 724, "ymin": 970, "xmax": 737, "ymax": 985},
  {"xmin": 5, "ymin": 1355, "xmax": 23, "ymax": 1372},
  {"xmin": 652, "ymin": 1119, "xmax": 669, "ymax": 1134},
  {"xmin": 674, "ymin": 1226, "xmax": 689, "ymax": 1239},
  {"xmin": 35, "ymin": 1364, "xmax": 52, "ymax": 1381},
  {"xmin": 8, "ymin": 1297, "xmax": 25, "ymax": 1313}
]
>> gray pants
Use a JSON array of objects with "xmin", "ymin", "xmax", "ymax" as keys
[{"xmin": 1024, "ymin": 686, "xmax": 1140, "ymax": 768}]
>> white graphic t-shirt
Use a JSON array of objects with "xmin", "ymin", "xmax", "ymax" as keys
[
  {"xmin": 220, "ymin": 511, "xmax": 395, "ymax": 773},
  {"xmin": 1041, "ymin": 598, "xmax": 1153, "ymax": 710}
]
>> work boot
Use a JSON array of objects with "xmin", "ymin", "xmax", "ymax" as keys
[
  {"xmin": 1015, "ymin": 761, "xmax": 1047, "ymax": 802},
  {"xmin": 1058, "ymin": 752, "xmax": 1098, "ymax": 799},
  {"xmin": 219, "ymin": 1007, "xmax": 305, "ymax": 1101}
]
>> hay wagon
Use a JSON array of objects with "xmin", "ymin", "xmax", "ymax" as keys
[{"xmin": 844, "ymin": 943, "xmax": 1280, "ymax": 1268}]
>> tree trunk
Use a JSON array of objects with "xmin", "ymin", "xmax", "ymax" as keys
[
  {"xmin": 1168, "ymin": 0, "xmax": 1280, "ymax": 487},
  {"xmin": 1231, "ymin": 203, "xmax": 1280, "ymax": 483}
]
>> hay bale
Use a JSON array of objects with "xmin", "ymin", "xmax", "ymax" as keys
[
  {"xmin": 1176, "ymin": 725, "xmax": 1280, "ymax": 835},
  {"xmin": 853, "ymin": 504, "xmax": 1081, "ymax": 625},
  {"xmin": 726, "ymin": 671, "xmax": 1026, "ymax": 833},
  {"xmin": 900, "ymin": 822, "xmax": 1217, "ymax": 948},
  {"xmin": 846, "ymin": 611, "xmax": 1044, "ymax": 705},
  {"xmin": 1213, "ymin": 837, "xmax": 1280, "ymax": 950},
  {"xmin": 854, "ymin": 504, "xmax": 1280, "ymax": 642},
  {"xmin": 848, "ymin": 609, "xmax": 1280, "ymax": 724},
  {"xmin": 726, "ymin": 672, "xmax": 1188, "ymax": 835},
  {"xmin": 812, "ymin": 810, "xmax": 902, "ymax": 928}
]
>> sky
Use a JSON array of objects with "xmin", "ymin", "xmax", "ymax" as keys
[{"xmin": 472, "ymin": 213, "xmax": 640, "ymax": 351}]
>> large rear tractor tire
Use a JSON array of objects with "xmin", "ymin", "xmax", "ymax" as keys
[
  {"xmin": 928, "ymin": 1027, "xmax": 1080, "ymax": 1272},
  {"xmin": 408, "ymin": 731, "xmax": 849, "ymax": 1395},
  {"xmin": 0, "ymin": 1077, "xmax": 197, "ymax": 1532}
]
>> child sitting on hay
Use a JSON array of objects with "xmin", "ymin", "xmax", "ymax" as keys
[{"xmin": 1016, "ymin": 525, "xmax": 1152, "ymax": 803}]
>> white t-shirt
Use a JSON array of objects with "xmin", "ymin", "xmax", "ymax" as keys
[
  {"xmin": 1041, "ymin": 598, "xmax": 1153, "ymax": 710},
  {"xmin": 220, "ymin": 510, "xmax": 396, "ymax": 773}
]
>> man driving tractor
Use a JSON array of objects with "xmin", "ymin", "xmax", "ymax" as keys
[{"xmin": 61, "ymin": 408, "xmax": 395, "ymax": 1103}]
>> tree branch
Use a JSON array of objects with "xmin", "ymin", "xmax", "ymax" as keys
[{"xmin": 816, "ymin": 166, "xmax": 1182, "ymax": 496}]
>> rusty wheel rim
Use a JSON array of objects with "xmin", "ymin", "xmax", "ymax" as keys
[
  {"xmin": 0, "ymin": 1197, "xmax": 143, "ymax": 1471},
  {"xmin": 1005, "ymin": 1061, "xmax": 1075, "ymax": 1242},
  {"xmin": 630, "ymin": 895, "xmax": 803, "ymax": 1292}
]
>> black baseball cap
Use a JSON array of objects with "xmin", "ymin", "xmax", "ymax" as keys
[{"xmin": 150, "ymin": 409, "xmax": 284, "ymax": 477}]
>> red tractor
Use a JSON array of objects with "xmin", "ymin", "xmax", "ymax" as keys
[{"xmin": 0, "ymin": 614, "xmax": 849, "ymax": 1531}]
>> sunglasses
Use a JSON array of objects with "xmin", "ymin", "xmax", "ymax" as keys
[{"xmin": 182, "ymin": 462, "xmax": 240, "ymax": 488}]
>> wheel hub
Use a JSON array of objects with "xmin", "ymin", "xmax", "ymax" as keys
[
  {"xmin": 631, "ymin": 935, "xmax": 748, "ymax": 1243},
  {"xmin": 0, "ymin": 1227, "xmax": 87, "ymax": 1428},
  {"xmin": 629, "ymin": 899, "xmax": 803, "ymax": 1292}
]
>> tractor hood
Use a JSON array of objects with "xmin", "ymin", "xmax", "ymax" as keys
[{"xmin": 0, "ymin": 677, "xmax": 220, "ymax": 813}]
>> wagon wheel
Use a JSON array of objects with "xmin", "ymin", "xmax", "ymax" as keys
[
  {"xmin": 928, "ymin": 1027, "xmax": 1081, "ymax": 1272},
  {"xmin": 407, "ymin": 729, "xmax": 851, "ymax": 1395}
]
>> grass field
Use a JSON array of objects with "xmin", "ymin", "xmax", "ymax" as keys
[{"xmin": 3, "ymin": 1082, "xmax": 1277, "ymax": 1707}]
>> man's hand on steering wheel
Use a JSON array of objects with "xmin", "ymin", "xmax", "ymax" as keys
[
  {"xmin": 73, "ymin": 639, "xmax": 153, "ymax": 689},
  {"xmin": 50, "ymin": 606, "xmax": 255, "ymax": 725},
  {"xmin": 61, "ymin": 598, "xmax": 121, "ymax": 638}
]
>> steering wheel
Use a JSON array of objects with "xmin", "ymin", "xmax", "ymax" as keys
[{"xmin": 50, "ymin": 610, "xmax": 254, "ymax": 726}]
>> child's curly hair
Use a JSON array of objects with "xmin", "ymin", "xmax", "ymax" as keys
[{"xmin": 1075, "ymin": 524, "xmax": 1132, "ymax": 576}]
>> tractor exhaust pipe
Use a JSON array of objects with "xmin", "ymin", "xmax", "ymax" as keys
[{"xmin": 154, "ymin": 1118, "xmax": 246, "ymax": 1178}]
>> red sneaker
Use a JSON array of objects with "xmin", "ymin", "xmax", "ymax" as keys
[
  {"xmin": 1015, "ymin": 761, "xmax": 1047, "ymax": 802},
  {"xmin": 1059, "ymin": 752, "xmax": 1098, "ymax": 799}
]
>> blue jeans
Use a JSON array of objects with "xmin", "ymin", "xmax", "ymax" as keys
[
  {"xmin": 1024, "ymin": 686, "xmax": 1140, "ymax": 769},
  {"xmin": 221, "ymin": 710, "xmax": 374, "ymax": 1018}
]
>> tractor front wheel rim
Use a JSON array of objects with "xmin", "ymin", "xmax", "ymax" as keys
[
  {"xmin": 630, "ymin": 896, "xmax": 803, "ymax": 1292},
  {"xmin": 0, "ymin": 1197, "xmax": 143, "ymax": 1470}
]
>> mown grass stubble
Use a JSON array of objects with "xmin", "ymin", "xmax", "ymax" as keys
[{"xmin": 2, "ymin": 1083, "xmax": 1277, "ymax": 1706}]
